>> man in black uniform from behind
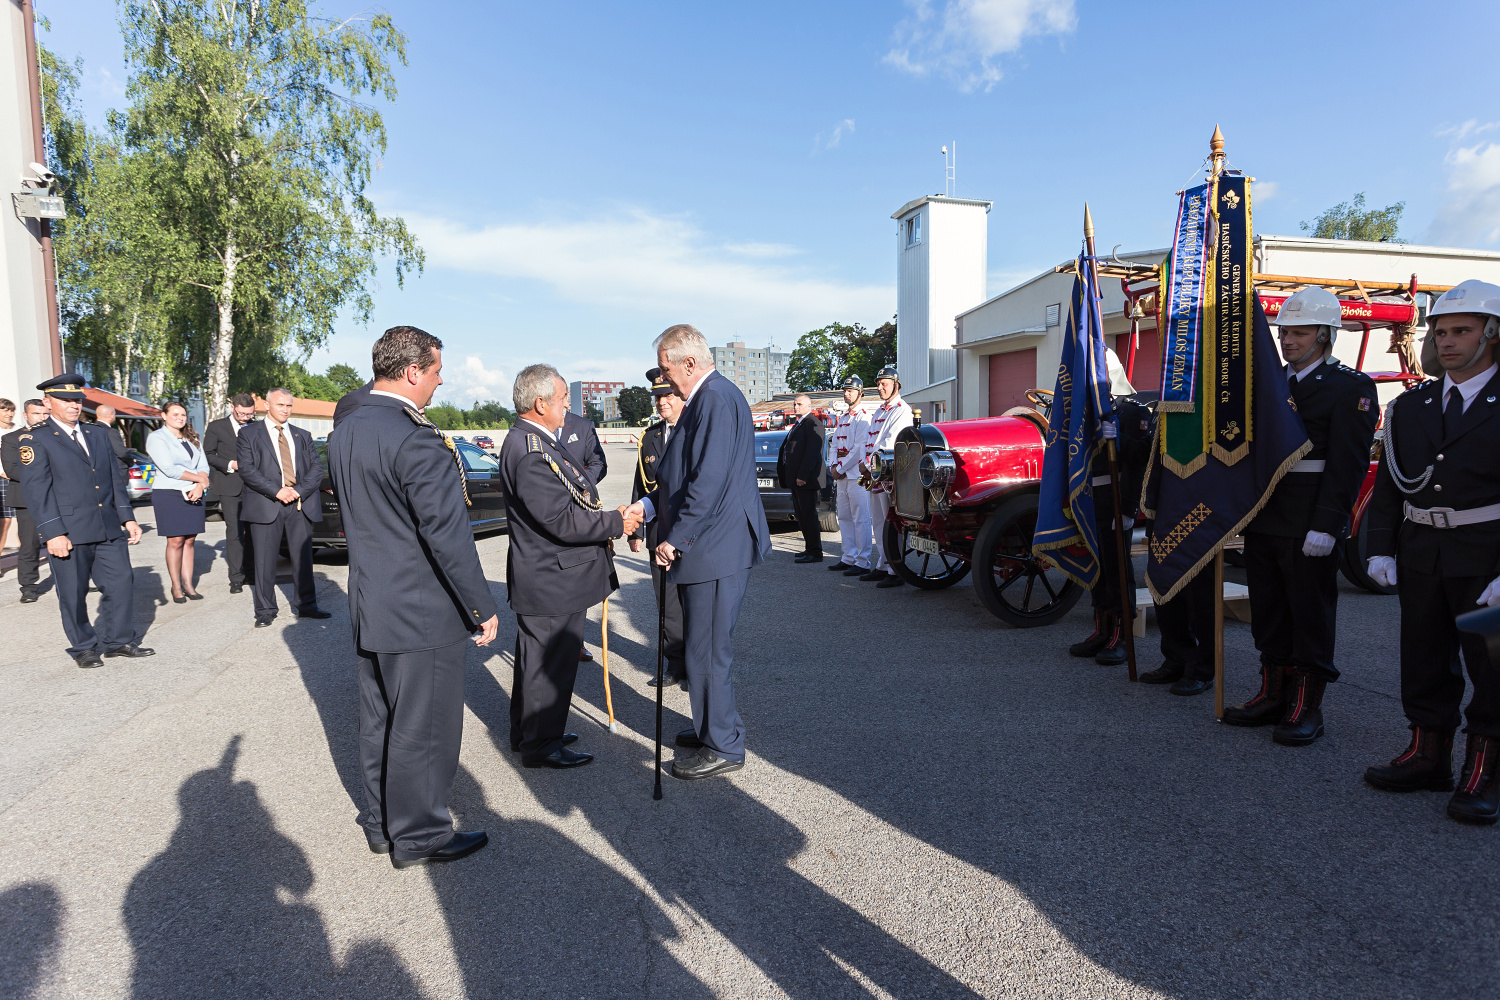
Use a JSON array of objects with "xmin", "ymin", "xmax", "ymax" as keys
[
  {"xmin": 1069, "ymin": 350, "xmax": 1152, "ymax": 667},
  {"xmin": 1223, "ymin": 286, "xmax": 1378, "ymax": 745},
  {"xmin": 631, "ymin": 369, "xmax": 688, "ymax": 688}
]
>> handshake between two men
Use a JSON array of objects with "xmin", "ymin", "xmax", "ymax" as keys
[{"xmin": 618, "ymin": 500, "xmax": 679, "ymax": 567}]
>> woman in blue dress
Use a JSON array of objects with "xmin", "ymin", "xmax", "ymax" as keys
[{"xmin": 147, "ymin": 402, "xmax": 210, "ymax": 602}]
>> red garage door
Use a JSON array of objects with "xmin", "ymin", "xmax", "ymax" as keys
[
  {"xmin": 1113, "ymin": 328, "xmax": 1160, "ymax": 395},
  {"xmin": 988, "ymin": 349, "xmax": 1037, "ymax": 416}
]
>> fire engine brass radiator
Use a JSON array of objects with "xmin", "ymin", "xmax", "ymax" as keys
[{"xmin": 894, "ymin": 440, "xmax": 926, "ymax": 520}]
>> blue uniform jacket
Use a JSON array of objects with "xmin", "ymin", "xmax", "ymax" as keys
[
  {"xmin": 15, "ymin": 419, "xmax": 134, "ymax": 543},
  {"xmin": 647, "ymin": 369, "xmax": 771, "ymax": 585}
]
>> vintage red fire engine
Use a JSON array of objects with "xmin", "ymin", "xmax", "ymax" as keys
[{"xmin": 870, "ymin": 272, "xmax": 1440, "ymax": 627}]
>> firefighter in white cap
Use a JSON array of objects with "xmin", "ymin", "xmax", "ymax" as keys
[
  {"xmin": 1221, "ymin": 285, "xmax": 1378, "ymax": 743},
  {"xmin": 1364, "ymin": 278, "xmax": 1500, "ymax": 825},
  {"xmin": 826, "ymin": 374, "xmax": 872, "ymax": 576},
  {"xmin": 859, "ymin": 365, "xmax": 913, "ymax": 587}
]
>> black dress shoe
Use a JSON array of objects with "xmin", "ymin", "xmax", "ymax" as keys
[
  {"xmin": 859, "ymin": 569, "xmax": 888, "ymax": 582},
  {"xmin": 510, "ymin": 734, "xmax": 579, "ymax": 752},
  {"xmin": 1138, "ymin": 663, "xmax": 1184, "ymax": 685},
  {"xmin": 73, "ymin": 649, "xmax": 104, "ymax": 669},
  {"xmin": 794, "ymin": 552, "xmax": 824, "ymax": 564},
  {"xmin": 391, "ymin": 830, "xmax": 488, "ymax": 870},
  {"xmin": 827, "ymin": 561, "xmax": 853, "ymax": 572},
  {"xmin": 368, "ymin": 840, "xmax": 392, "ymax": 855},
  {"xmin": 1169, "ymin": 677, "xmax": 1213, "ymax": 696},
  {"xmin": 648, "ymin": 672, "xmax": 687, "ymax": 688},
  {"xmin": 297, "ymin": 607, "xmax": 332, "ymax": 619},
  {"xmin": 675, "ymin": 728, "xmax": 702, "ymax": 748},
  {"xmin": 19, "ymin": 591, "xmax": 39, "ymax": 604},
  {"xmin": 843, "ymin": 565, "xmax": 868, "ymax": 577},
  {"xmin": 523, "ymin": 746, "xmax": 594, "ymax": 769},
  {"xmin": 671, "ymin": 749, "xmax": 744, "ymax": 781},
  {"xmin": 254, "ymin": 615, "xmax": 276, "ymax": 628},
  {"xmin": 579, "ymin": 647, "xmax": 594, "ymax": 662},
  {"xmin": 229, "ymin": 583, "xmax": 244, "ymax": 594},
  {"xmin": 171, "ymin": 594, "xmax": 187, "ymax": 604},
  {"xmin": 104, "ymin": 643, "xmax": 155, "ymax": 658},
  {"xmin": 876, "ymin": 574, "xmax": 905, "ymax": 588}
]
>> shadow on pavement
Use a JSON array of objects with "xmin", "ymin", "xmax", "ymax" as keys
[
  {"xmin": 0, "ymin": 881, "xmax": 62, "ymax": 999},
  {"xmin": 123, "ymin": 735, "xmax": 421, "ymax": 998}
]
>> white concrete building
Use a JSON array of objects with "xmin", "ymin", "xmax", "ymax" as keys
[
  {"xmin": 712, "ymin": 341, "xmax": 787, "ymax": 403},
  {"xmin": 891, "ymin": 194, "xmax": 991, "ymax": 422},
  {"xmin": 952, "ymin": 235, "xmax": 1500, "ymax": 421}
]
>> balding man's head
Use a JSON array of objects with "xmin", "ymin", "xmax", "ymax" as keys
[
  {"xmin": 96, "ymin": 404, "xmax": 116, "ymax": 424},
  {"xmin": 793, "ymin": 394, "xmax": 813, "ymax": 417}
]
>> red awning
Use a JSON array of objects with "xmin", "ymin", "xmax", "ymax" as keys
[{"xmin": 81, "ymin": 388, "xmax": 161, "ymax": 419}]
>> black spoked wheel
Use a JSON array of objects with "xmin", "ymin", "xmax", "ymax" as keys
[
  {"xmin": 1340, "ymin": 502, "xmax": 1396, "ymax": 596},
  {"xmin": 972, "ymin": 492, "xmax": 1083, "ymax": 627},
  {"xmin": 882, "ymin": 520, "xmax": 972, "ymax": 590}
]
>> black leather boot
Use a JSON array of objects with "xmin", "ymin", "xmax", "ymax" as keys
[
  {"xmin": 1448, "ymin": 735, "xmax": 1500, "ymax": 825},
  {"xmin": 1222, "ymin": 663, "xmax": 1288, "ymax": 728},
  {"xmin": 1365, "ymin": 727, "xmax": 1455, "ymax": 792},
  {"xmin": 1272, "ymin": 671, "xmax": 1327, "ymax": 746},
  {"xmin": 1069, "ymin": 611, "xmax": 1109, "ymax": 658},
  {"xmin": 1094, "ymin": 616, "xmax": 1127, "ymax": 666}
]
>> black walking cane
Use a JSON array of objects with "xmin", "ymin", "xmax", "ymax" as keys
[{"xmin": 654, "ymin": 555, "xmax": 667, "ymax": 801}]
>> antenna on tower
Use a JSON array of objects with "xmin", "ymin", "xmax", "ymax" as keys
[{"xmin": 941, "ymin": 142, "xmax": 956, "ymax": 196}]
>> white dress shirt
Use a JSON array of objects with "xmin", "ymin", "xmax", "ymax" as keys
[
  {"xmin": 1443, "ymin": 363, "xmax": 1498, "ymax": 414},
  {"xmin": 518, "ymin": 416, "xmax": 557, "ymax": 443},
  {"xmin": 51, "ymin": 416, "xmax": 89, "ymax": 458}
]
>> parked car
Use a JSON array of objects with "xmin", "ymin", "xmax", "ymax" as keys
[
  {"xmin": 469, "ymin": 434, "xmax": 495, "ymax": 451},
  {"xmin": 126, "ymin": 449, "xmax": 155, "ymax": 503},
  {"xmin": 310, "ymin": 438, "xmax": 508, "ymax": 549},
  {"xmin": 754, "ymin": 430, "xmax": 838, "ymax": 535}
]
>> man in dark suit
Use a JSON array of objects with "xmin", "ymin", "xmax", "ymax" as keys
[
  {"xmin": 2, "ymin": 398, "xmax": 47, "ymax": 602},
  {"xmin": 630, "ymin": 324, "xmax": 771, "ymax": 781},
  {"xmin": 500, "ymin": 364, "xmax": 638, "ymax": 768},
  {"xmin": 202, "ymin": 393, "xmax": 258, "ymax": 593},
  {"xmin": 630, "ymin": 368, "xmax": 687, "ymax": 688},
  {"xmin": 1365, "ymin": 279, "xmax": 1500, "ymax": 825},
  {"xmin": 777, "ymin": 393, "xmax": 827, "ymax": 563},
  {"xmin": 236, "ymin": 388, "xmax": 328, "ymax": 626},
  {"xmin": 93, "ymin": 405, "xmax": 131, "ymax": 469},
  {"xmin": 333, "ymin": 380, "xmax": 373, "ymax": 429},
  {"xmin": 16, "ymin": 376, "xmax": 152, "ymax": 667},
  {"xmin": 328, "ymin": 325, "xmax": 496, "ymax": 868},
  {"xmin": 560, "ymin": 407, "xmax": 607, "ymax": 483}
]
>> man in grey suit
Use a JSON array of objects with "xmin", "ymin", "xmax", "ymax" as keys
[
  {"xmin": 328, "ymin": 325, "xmax": 498, "ymax": 869},
  {"xmin": 630, "ymin": 324, "xmax": 771, "ymax": 781}
]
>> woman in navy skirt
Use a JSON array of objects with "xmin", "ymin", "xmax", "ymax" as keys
[{"xmin": 147, "ymin": 402, "xmax": 210, "ymax": 602}]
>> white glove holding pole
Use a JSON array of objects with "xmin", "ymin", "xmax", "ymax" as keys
[
  {"xmin": 1367, "ymin": 555, "xmax": 1398, "ymax": 588},
  {"xmin": 1302, "ymin": 530, "xmax": 1336, "ymax": 558},
  {"xmin": 1101, "ymin": 419, "xmax": 1118, "ymax": 441},
  {"xmin": 1478, "ymin": 576, "xmax": 1500, "ymax": 608}
]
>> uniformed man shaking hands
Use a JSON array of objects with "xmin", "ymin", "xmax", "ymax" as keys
[{"xmin": 17, "ymin": 375, "xmax": 151, "ymax": 667}]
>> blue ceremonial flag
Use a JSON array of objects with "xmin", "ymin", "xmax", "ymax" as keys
[{"xmin": 1033, "ymin": 253, "xmax": 1116, "ymax": 588}]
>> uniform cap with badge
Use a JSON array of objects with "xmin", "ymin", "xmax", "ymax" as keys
[
  {"xmin": 647, "ymin": 367, "xmax": 675, "ymax": 398},
  {"xmin": 37, "ymin": 373, "xmax": 88, "ymax": 400}
]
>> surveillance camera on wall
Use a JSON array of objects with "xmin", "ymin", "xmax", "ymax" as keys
[{"xmin": 25, "ymin": 162, "xmax": 56, "ymax": 187}]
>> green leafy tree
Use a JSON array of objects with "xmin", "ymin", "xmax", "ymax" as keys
[
  {"xmin": 616, "ymin": 385, "xmax": 654, "ymax": 425},
  {"xmin": 326, "ymin": 363, "xmax": 365, "ymax": 396},
  {"xmin": 118, "ymin": 0, "xmax": 423, "ymax": 416},
  {"xmin": 841, "ymin": 319, "xmax": 897, "ymax": 387},
  {"xmin": 584, "ymin": 402, "xmax": 604, "ymax": 424},
  {"xmin": 1301, "ymin": 193, "xmax": 1405, "ymax": 243},
  {"xmin": 425, "ymin": 399, "xmax": 513, "ymax": 430},
  {"xmin": 787, "ymin": 327, "xmax": 841, "ymax": 391}
]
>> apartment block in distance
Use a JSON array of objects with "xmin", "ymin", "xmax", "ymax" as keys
[
  {"xmin": 568, "ymin": 380, "xmax": 625, "ymax": 419},
  {"xmin": 711, "ymin": 342, "xmax": 788, "ymax": 404}
]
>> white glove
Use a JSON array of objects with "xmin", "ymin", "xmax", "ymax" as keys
[
  {"xmin": 1478, "ymin": 576, "xmax": 1500, "ymax": 608},
  {"xmin": 1367, "ymin": 555, "xmax": 1398, "ymax": 588},
  {"xmin": 1100, "ymin": 419, "xmax": 1118, "ymax": 440},
  {"xmin": 1302, "ymin": 530, "xmax": 1336, "ymax": 558}
]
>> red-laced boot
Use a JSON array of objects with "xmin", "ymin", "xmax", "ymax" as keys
[
  {"xmin": 1448, "ymin": 735, "xmax": 1500, "ymax": 825},
  {"xmin": 1222, "ymin": 663, "xmax": 1289, "ymax": 728},
  {"xmin": 1069, "ymin": 611, "xmax": 1109, "ymax": 658},
  {"xmin": 1273, "ymin": 670, "xmax": 1328, "ymax": 746},
  {"xmin": 1094, "ymin": 615, "xmax": 1127, "ymax": 666},
  {"xmin": 1364, "ymin": 727, "xmax": 1455, "ymax": 792}
]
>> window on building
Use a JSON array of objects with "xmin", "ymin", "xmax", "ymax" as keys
[{"xmin": 905, "ymin": 214, "xmax": 922, "ymax": 247}]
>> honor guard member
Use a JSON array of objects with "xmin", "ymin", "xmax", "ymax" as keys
[
  {"xmin": 1, "ymin": 398, "xmax": 48, "ymax": 602},
  {"xmin": 1364, "ymin": 279, "xmax": 1500, "ymax": 824},
  {"xmin": 826, "ymin": 375, "xmax": 872, "ymax": 576},
  {"xmin": 859, "ymin": 366, "xmax": 913, "ymax": 587},
  {"xmin": 631, "ymin": 368, "xmax": 687, "ymax": 688},
  {"xmin": 1223, "ymin": 286, "xmax": 1378, "ymax": 745},
  {"xmin": 1069, "ymin": 349, "xmax": 1153, "ymax": 667},
  {"xmin": 16, "ymin": 375, "xmax": 152, "ymax": 667},
  {"xmin": 500, "ymin": 364, "xmax": 640, "ymax": 768}
]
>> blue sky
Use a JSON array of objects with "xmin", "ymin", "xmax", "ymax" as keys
[{"xmin": 47, "ymin": 0, "xmax": 1500, "ymax": 405}]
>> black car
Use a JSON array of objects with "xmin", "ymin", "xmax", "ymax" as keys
[
  {"xmin": 310, "ymin": 438, "xmax": 508, "ymax": 549},
  {"xmin": 755, "ymin": 430, "xmax": 838, "ymax": 534}
]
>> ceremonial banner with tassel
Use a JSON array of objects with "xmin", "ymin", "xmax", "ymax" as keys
[
  {"xmin": 1204, "ymin": 173, "xmax": 1254, "ymax": 465},
  {"xmin": 1033, "ymin": 251, "xmax": 1114, "ymax": 588}
]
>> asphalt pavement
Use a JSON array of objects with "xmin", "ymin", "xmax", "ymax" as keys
[{"xmin": 0, "ymin": 443, "xmax": 1495, "ymax": 999}]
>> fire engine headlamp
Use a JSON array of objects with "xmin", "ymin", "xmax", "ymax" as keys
[{"xmin": 919, "ymin": 451, "xmax": 956, "ymax": 489}]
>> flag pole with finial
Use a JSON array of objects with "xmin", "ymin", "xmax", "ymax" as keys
[
  {"xmin": 1083, "ymin": 202, "xmax": 1139, "ymax": 682},
  {"xmin": 1208, "ymin": 125, "xmax": 1227, "ymax": 719}
]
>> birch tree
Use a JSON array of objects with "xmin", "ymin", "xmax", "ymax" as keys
[{"xmin": 120, "ymin": 0, "xmax": 422, "ymax": 415}]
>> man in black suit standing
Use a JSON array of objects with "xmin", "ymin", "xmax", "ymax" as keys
[
  {"xmin": 499, "ymin": 364, "xmax": 639, "ymax": 768},
  {"xmin": 202, "ymin": 393, "xmax": 257, "ymax": 594},
  {"xmin": 630, "ymin": 368, "xmax": 687, "ymax": 688},
  {"xmin": 777, "ymin": 393, "xmax": 827, "ymax": 563},
  {"xmin": 93, "ymin": 405, "xmax": 131, "ymax": 469},
  {"xmin": 2, "ymin": 398, "xmax": 47, "ymax": 602},
  {"xmin": 561, "ymin": 405, "xmax": 607, "ymax": 483},
  {"xmin": 328, "ymin": 325, "xmax": 497, "ymax": 868},
  {"xmin": 236, "ymin": 388, "xmax": 329, "ymax": 627}
]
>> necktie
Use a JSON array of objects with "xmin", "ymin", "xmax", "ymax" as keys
[
  {"xmin": 1443, "ymin": 386, "xmax": 1464, "ymax": 438},
  {"xmin": 73, "ymin": 429, "xmax": 89, "ymax": 458},
  {"xmin": 276, "ymin": 425, "xmax": 295, "ymax": 487}
]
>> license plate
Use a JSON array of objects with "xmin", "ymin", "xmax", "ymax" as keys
[
  {"xmin": 757, "ymin": 478, "xmax": 774, "ymax": 488},
  {"xmin": 910, "ymin": 534, "xmax": 940, "ymax": 556}
]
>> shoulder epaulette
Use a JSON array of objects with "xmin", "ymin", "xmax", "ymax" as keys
[
  {"xmin": 527, "ymin": 433, "xmax": 542, "ymax": 453},
  {"xmin": 399, "ymin": 404, "xmax": 471, "ymax": 506}
]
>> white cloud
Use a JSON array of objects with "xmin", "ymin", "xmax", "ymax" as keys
[
  {"xmin": 814, "ymin": 118, "xmax": 856, "ymax": 152},
  {"xmin": 1255, "ymin": 180, "xmax": 1279, "ymax": 202},
  {"xmin": 1427, "ymin": 125, "xmax": 1500, "ymax": 246},
  {"xmin": 402, "ymin": 205, "xmax": 892, "ymax": 341},
  {"xmin": 885, "ymin": 0, "xmax": 1076, "ymax": 92},
  {"xmin": 439, "ymin": 354, "xmax": 509, "ymax": 405}
]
